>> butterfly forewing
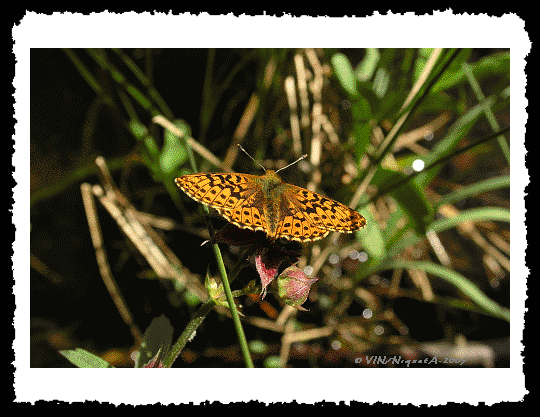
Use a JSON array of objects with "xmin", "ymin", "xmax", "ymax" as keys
[
  {"xmin": 176, "ymin": 173, "xmax": 256, "ymax": 209},
  {"xmin": 176, "ymin": 172, "xmax": 269, "ymax": 234}
]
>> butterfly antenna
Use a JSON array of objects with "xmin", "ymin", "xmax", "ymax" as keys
[
  {"xmin": 237, "ymin": 144, "xmax": 267, "ymax": 172},
  {"xmin": 276, "ymin": 154, "xmax": 308, "ymax": 174}
]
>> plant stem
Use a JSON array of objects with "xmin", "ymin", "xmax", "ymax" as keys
[
  {"xmin": 211, "ymin": 242, "xmax": 254, "ymax": 368},
  {"xmin": 163, "ymin": 244, "xmax": 257, "ymax": 367}
]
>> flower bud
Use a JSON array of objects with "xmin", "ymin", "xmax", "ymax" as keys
[{"xmin": 276, "ymin": 265, "xmax": 318, "ymax": 311}]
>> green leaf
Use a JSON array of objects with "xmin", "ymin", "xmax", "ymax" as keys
[
  {"xmin": 331, "ymin": 53, "xmax": 357, "ymax": 96},
  {"xmin": 428, "ymin": 207, "xmax": 510, "ymax": 233},
  {"xmin": 129, "ymin": 119, "xmax": 149, "ymax": 139},
  {"xmin": 436, "ymin": 175, "xmax": 510, "ymax": 209},
  {"xmin": 381, "ymin": 260, "xmax": 509, "ymax": 321},
  {"xmin": 414, "ymin": 97, "xmax": 495, "ymax": 187},
  {"xmin": 416, "ymin": 49, "xmax": 471, "ymax": 88},
  {"xmin": 372, "ymin": 67, "xmax": 390, "ymax": 98},
  {"xmin": 431, "ymin": 51, "xmax": 509, "ymax": 93},
  {"xmin": 59, "ymin": 348, "xmax": 114, "ymax": 368},
  {"xmin": 159, "ymin": 120, "xmax": 189, "ymax": 175},
  {"xmin": 383, "ymin": 207, "xmax": 510, "ymax": 264},
  {"xmin": 356, "ymin": 207, "xmax": 386, "ymax": 261},
  {"xmin": 372, "ymin": 88, "xmax": 410, "ymax": 122},
  {"xmin": 356, "ymin": 48, "xmax": 380, "ymax": 82},
  {"xmin": 371, "ymin": 167, "xmax": 432, "ymax": 234},
  {"xmin": 381, "ymin": 204, "xmax": 416, "ymax": 256},
  {"xmin": 264, "ymin": 355, "xmax": 282, "ymax": 368},
  {"xmin": 135, "ymin": 314, "xmax": 174, "ymax": 368},
  {"xmin": 350, "ymin": 95, "xmax": 372, "ymax": 160},
  {"xmin": 249, "ymin": 340, "xmax": 269, "ymax": 355}
]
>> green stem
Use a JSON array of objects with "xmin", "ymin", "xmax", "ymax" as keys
[
  {"xmin": 163, "ymin": 245, "xmax": 256, "ymax": 367},
  {"xmin": 211, "ymin": 242, "xmax": 254, "ymax": 368},
  {"xmin": 163, "ymin": 299, "xmax": 215, "ymax": 368}
]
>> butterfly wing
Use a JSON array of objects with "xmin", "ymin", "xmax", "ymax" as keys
[
  {"xmin": 274, "ymin": 184, "xmax": 366, "ymax": 242},
  {"xmin": 175, "ymin": 173, "xmax": 268, "ymax": 234}
]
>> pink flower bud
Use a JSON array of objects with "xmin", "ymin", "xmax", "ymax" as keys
[{"xmin": 276, "ymin": 265, "xmax": 318, "ymax": 311}]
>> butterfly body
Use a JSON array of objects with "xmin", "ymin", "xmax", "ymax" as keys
[{"xmin": 175, "ymin": 170, "xmax": 366, "ymax": 242}]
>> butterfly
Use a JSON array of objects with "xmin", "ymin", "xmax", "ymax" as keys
[{"xmin": 175, "ymin": 151, "xmax": 366, "ymax": 242}]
